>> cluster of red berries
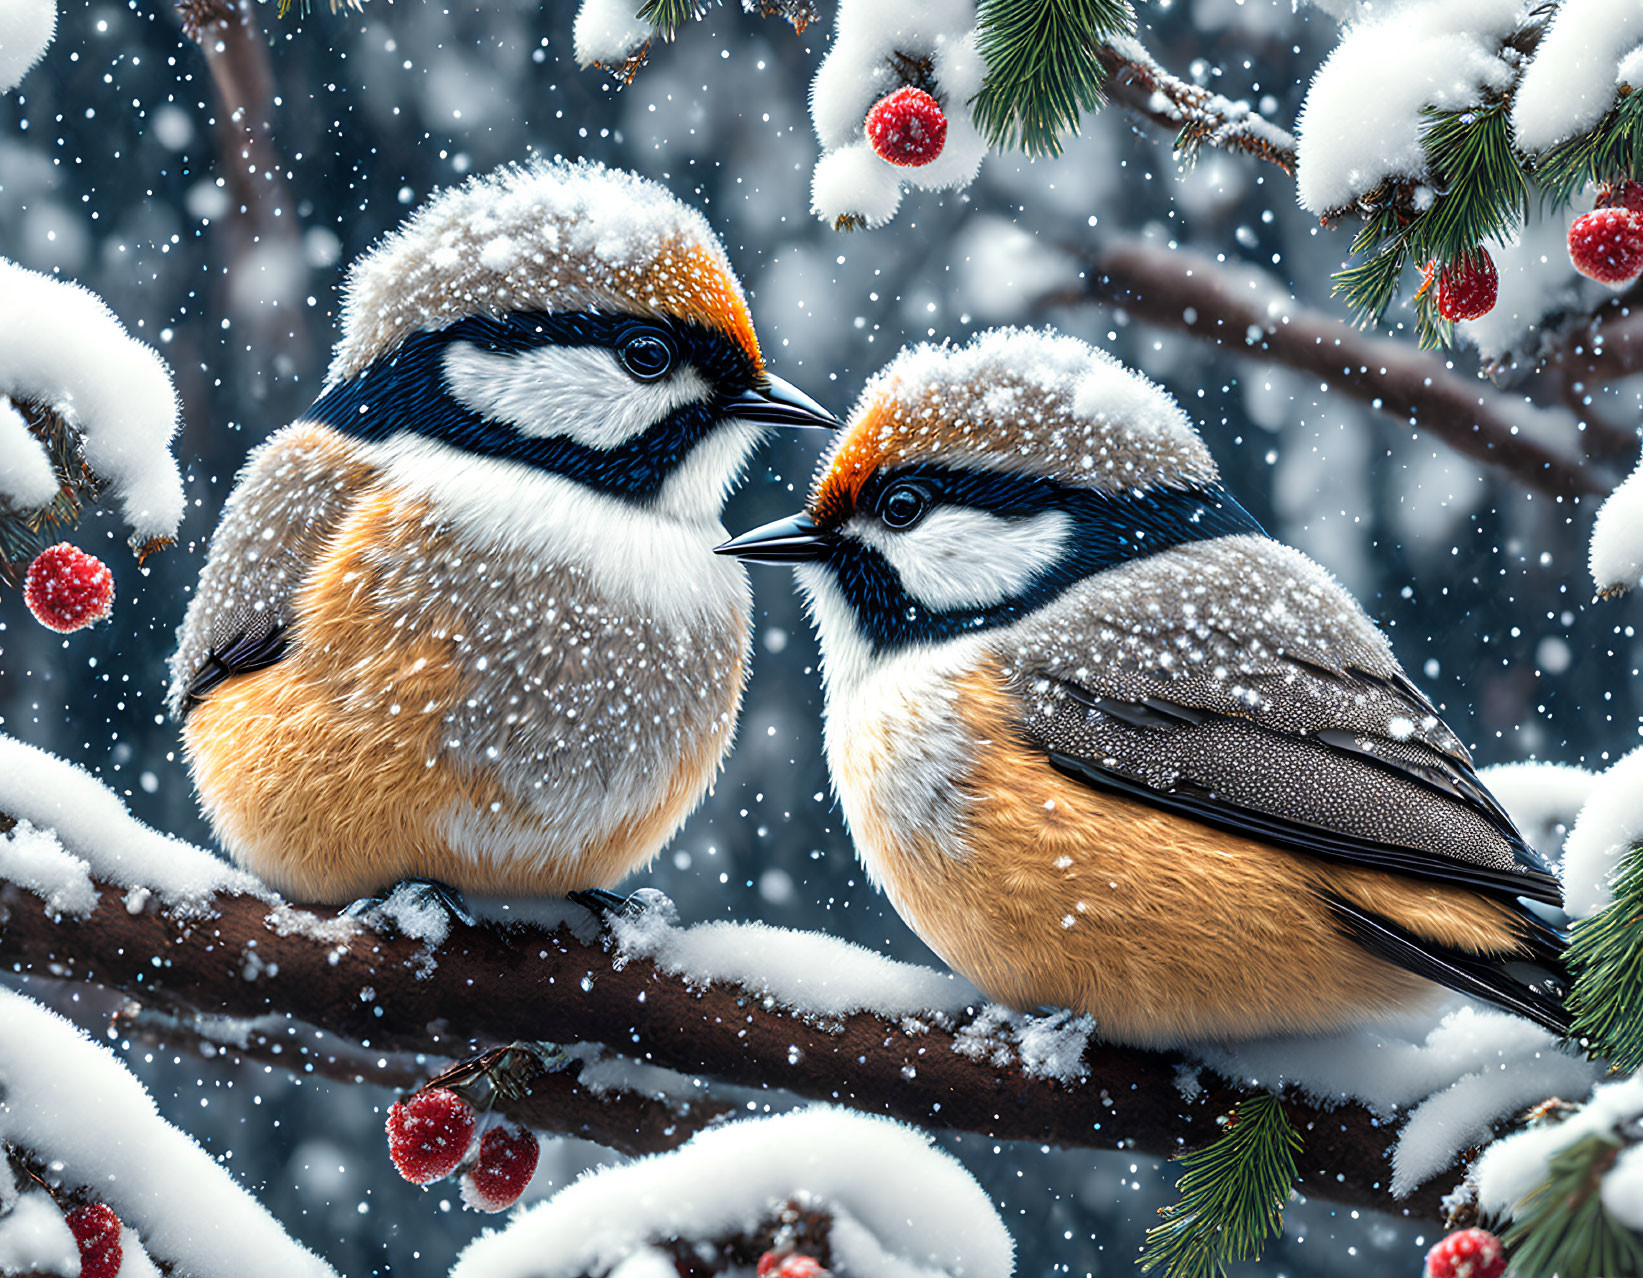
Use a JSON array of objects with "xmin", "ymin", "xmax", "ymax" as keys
[
  {"xmin": 866, "ymin": 86, "xmax": 947, "ymax": 167},
  {"xmin": 757, "ymin": 1250, "xmax": 830, "ymax": 1278},
  {"xmin": 22, "ymin": 542, "xmax": 114, "ymax": 633},
  {"xmin": 1568, "ymin": 181, "xmax": 1643, "ymax": 285},
  {"xmin": 385, "ymin": 1086, "xmax": 540, "ymax": 1213},
  {"xmin": 1422, "ymin": 1227, "xmax": 1506, "ymax": 1278},
  {"xmin": 1421, "ymin": 250, "xmax": 1499, "ymax": 323},
  {"xmin": 66, "ymin": 1202, "xmax": 124, "ymax": 1278}
]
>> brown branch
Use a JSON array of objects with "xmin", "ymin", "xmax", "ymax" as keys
[
  {"xmin": 0, "ymin": 868, "xmax": 1478, "ymax": 1223},
  {"xmin": 173, "ymin": 0, "xmax": 308, "ymax": 354},
  {"xmin": 1039, "ymin": 238, "xmax": 1623, "ymax": 498},
  {"xmin": 1097, "ymin": 40, "xmax": 1297, "ymax": 174}
]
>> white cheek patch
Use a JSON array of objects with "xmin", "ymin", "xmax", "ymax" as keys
[
  {"xmin": 854, "ymin": 506, "xmax": 1072, "ymax": 612},
  {"xmin": 442, "ymin": 341, "xmax": 710, "ymax": 450}
]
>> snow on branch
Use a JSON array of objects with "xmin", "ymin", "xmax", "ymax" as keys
[
  {"xmin": 0, "ymin": 261, "xmax": 184, "ymax": 582},
  {"xmin": 452, "ymin": 1110, "xmax": 1013, "ymax": 1278},
  {"xmin": 0, "ymin": 986, "xmax": 338, "ymax": 1278},
  {"xmin": 1033, "ymin": 236, "xmax": 1616, "ymax": 500},
  {"xmin": 0, "ymin": 739, "xmax": 1600, "ymax": 1229}
]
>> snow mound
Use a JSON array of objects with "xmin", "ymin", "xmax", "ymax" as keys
[
  {"xmin": 0, "ymin": 0, "xmax": 54, "ymax": 93},
  {"xmin": 331, "ymin": 159, "xmax": 756, "ymax": 383},
  {"xmin": 0, "ymin": 988, "xmax": 339, "ymax": 1278},
  {"xmin": 1474, "ymin": 1074, "xmax": 1643, "ymax": 1224},
  {"xmin": 1476, "ymin": 760, "xmax": 1595, "ymax": 860},
  {"xmin": 1561, "ymin": 746, "xmax": 1643, "ymax": 918},
  {"xmin": 1196, "ymin": 1003, "xmax": 1600, "ymax": 1197},
  {"xmin": 1294, "ymin": 0, "xmax": 1527, "ymax": 213},
  {"xmin": 0, "ymin": 259, "xmax": 184, "ymax": 544},
  {"xmin": 0, "ymin": 734, "xmax": 266, "ymax": 916},
  {"xmin": 449, "ymin": 1109, "xmax": 1014, "ymax": 1278},
  {"xmin": 822, "ymin": 328, "xmax": 1217, "ymax": 498},
  {"xmin": 808, "ymin": 1, "xmax": 988, "ymax": 228},
  {"xmin": 1511, "ymin": 0, "xmax": 1643, "ymax": 152},
  {"xmin": 610, "ymin": 895, "xmax": 978, "ymax": 1019},
  {"xmin": 1589, "ymin": 457, "xmax": 1643, "ymax": 600}
]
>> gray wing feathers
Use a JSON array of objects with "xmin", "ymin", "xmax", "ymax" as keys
[
  {"xmin": 1005, "ymin": 535, "xmax": 1552, "ymax": 886},
  {"xmin": 166, "ymin": 424, "xmax": 369, "ymax": 720}
]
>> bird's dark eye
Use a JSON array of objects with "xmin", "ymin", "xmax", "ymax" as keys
[
  {"xmin": 618, "ymin": 333, "xmax": 675, "ymax": 382},
  {"xmin": 879, "ymin": 482, "xmax": 931, "ymax": 530}
]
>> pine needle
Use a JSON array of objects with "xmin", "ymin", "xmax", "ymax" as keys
[
  {"xmin": 972, "ymin": 0, "xmax": 1135, "ymax": 157},
  {"xmin": 1567, "ymin": 843, "xmax": 1643, "ymax": 1073},
  {"xmin": 1502, "ymin": 1134, "xmax": 1643, "ymax": 1278},
  {"xmin": 1139, "ymin": 1095, "xmax": 1301, "ymax": 1278}
]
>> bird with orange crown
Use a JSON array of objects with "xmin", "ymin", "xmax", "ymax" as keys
[
  {"xmin": 168, "ymin": 160, "xmax": 834, "ymax": 908},
  {"xmin": 720, "ymin": 328, "xmax": 1568, "ymax": 1047}
]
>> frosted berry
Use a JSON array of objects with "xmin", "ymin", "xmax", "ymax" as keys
[
  {"xmin": 23, "ymin": 543, "xmax": 114, "ymax": 633},
  {"xmin": 460, "ymin": 1122, "xmax": 539, "ymax": 1212},
  {"xmin": 1595, "ymin": 180, "xmax": 1643, "ymax": 215},
  {"xmin": 1433, "ymin": 250, "xmax": 1498, "ymax": 322},
  {"xmin": 757, "ymin": 1253, "xmax": 830, "ymax": 1278},
  {"xmin": 865, "ymin": 87, "xmax": 947, "ymax": 167},
  {"xmin": 386, "ymin": 1087, "xmax": 476, "ymax": 1185},
  {"xmin": 1422, "ymin": 1227, "xmax": 1506, "ymax": 1278},
  {"xmin": 1569, "ymin": 207, "xmax": 1643, "ymax": 284},
  {"xmin": 65, "ymin": 1203, "xmax": 123, "ymax": 1278}
]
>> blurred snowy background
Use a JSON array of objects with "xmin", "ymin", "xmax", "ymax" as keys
[{"xmin": 1, "ymin": 0, "xmax": 1639, "ymax": 1273}]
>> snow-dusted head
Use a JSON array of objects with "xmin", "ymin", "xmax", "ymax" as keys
[
  {"xmin": 308, "ymin": 159, "xmax": 834, "ymax": 512},
  {"xmin": 332, "ymin": 159, "xmax": 758, "ymax": 381},
  {"xmin": 718, "ymin": 328, "xmax": 1261, "ymax": 661}
]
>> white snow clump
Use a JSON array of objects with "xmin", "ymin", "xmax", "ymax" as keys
[
  {"xmin": 0, "ymin": 987, "xmax": 339, "ymax": 1278},
  {"xmin": 809, "ymin": 0, "xmax": 988, "ymax": 228},
  {"xmin": 0, "ymin": 1194, "xmax": 78, "ymax": 1276},
  {"xmin": 610, "ymin": 896, "xmax": 978, "ymax": 1019},
  {"xmin": 1561, "ymin": 746, "xmax": 1643, "ymax": 918},
  {"xmin": 0, "ymin": 258, "xmax": 184, "ymax": 545},
  {"xmin": 1589, "ymin": 457, "xmax": 1643, "ymax": 601},
  {"xmin": 1474, "ymin": 1073, "xmax": 1643, "ymax": 1230},
  {"xmin": 572, "ymin": 0, "xmax": 650, "ymax": 70},
  {"xmin": 0, "ymin": 734, "xmax": 267, "ymax": 916},
  {"xmin": 1477, "ymin": 760, "xmax": 1596, "ymax": 859},
  {"xmin": 450, "ymin": 1108, "xmax": 1014, "ymax": 1278},
  {"xmin": 1511, "ymin": 0, "xmax": 1643, "ymax": 152},
  {"xmin": 0, "ymin": 0, "xmax": 54, "ymax": 93},
  {"xmin": 1294, "ymin": 0, "xmax": 1527, "ymax": 214}
]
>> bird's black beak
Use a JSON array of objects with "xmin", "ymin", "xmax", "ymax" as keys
[
  {"xmin": 714, "ymin": 512, "xmax": 836, "ymax": 564},
  {"xmin": 721, "ymin": 374, "xmax": 838, "ymax": 429}
]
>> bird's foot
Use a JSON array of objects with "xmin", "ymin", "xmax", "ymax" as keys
[
  {"xmin": 567, "ymin": 886, "xmax": 675, "ymax": 926},
  {"xmin": 343, "ymin": 876, "xmax": 480, "ymax": 933}
]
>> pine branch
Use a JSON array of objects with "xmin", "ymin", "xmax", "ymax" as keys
[
  {"xmin": 1140, "ymin": 1095, "xmax": 1300, "ymax": 1278},
  {"xmin": 1566, "ymin": 843, "xmax": 1643, "ymax": 1073},
  {"xmin": 638, "ymin": 0, "xmax": 710, "ymax": 41},
  {"xmin": 1501, "ymin": 1133, "xmax": 1643, "ymax": 1278},
  {"xmin": 1531, "ymin": 88, "xmax": 1643, "ymax": 207},
  {"xmin": 0, "ymin": 398, "xmax": 112, "ymax": 590},
  {"xmin": 972, "ymin": 0, "xmax": 1136, "ymax": 157}
]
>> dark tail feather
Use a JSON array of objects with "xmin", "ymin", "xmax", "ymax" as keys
[{"xmin": 1326, "ymin": 895, "xmax": 1572, "ymax": 1037}]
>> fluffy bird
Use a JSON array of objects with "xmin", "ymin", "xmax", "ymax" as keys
[
  {"xmin": 719, "ymin": 329, "xmax": 1567, "ymax": 1047},
  {"xmin": 168, "ymin": 160, "xmax": 834, "ymax": 905}
]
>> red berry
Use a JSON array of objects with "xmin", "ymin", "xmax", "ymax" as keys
[
  {"xmin": 865, "ymin": 87, "xmax": 947, "ymax": 167},
  {"xmin": 757, "ymin": 1254, "xmax": 829, "ymax": 1278},
  {"xmin": 460, "ymin": 1123, "xmax": 539, "ymax": 1212},
  {"xmin": 1433, "ymin": 249, "xmax": 1498, "ymax": 321},
  {"xmin": 386, "ymin": 1087, "xmax": 476, "ymax": 1185},
  {"xmin": 22, "ymin": 543, "xmax": 114, "ymax": 633},
  {"xmin": 1423, "ymin": 1227, "xmax": 1506, "ymax": 1278},
  {"xmin": 1569, "ymin": 207, "xmax": 1643, "ymax": 284},
  {"xmin": 65, "ymin": 1204, "xmax": 123, "ymax": 1278},
  {"xmin": 1595, "ymin": 180, "xmax": 1643, "ymax": 214}
]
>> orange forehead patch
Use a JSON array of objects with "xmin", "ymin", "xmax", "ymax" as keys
[
  {"xmin": 636, "ymin": 239, "xmax": 762, "ymax": 371},
  {"xmin": 811, "ymin": 397, "xmax": 893, "ymax": 526}
]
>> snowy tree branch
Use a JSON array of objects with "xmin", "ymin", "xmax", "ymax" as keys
[
  {"xmin": 1096, "ymin": 40, "xmax": 1297, "ymax": 174},
  {"xmin": 1035, "ymin": 238, "xmax": 1625, "ymax": 500},
  {"xmin": 0, "ymin": 855, "xmax": 1467, "ymax": 1223}
]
